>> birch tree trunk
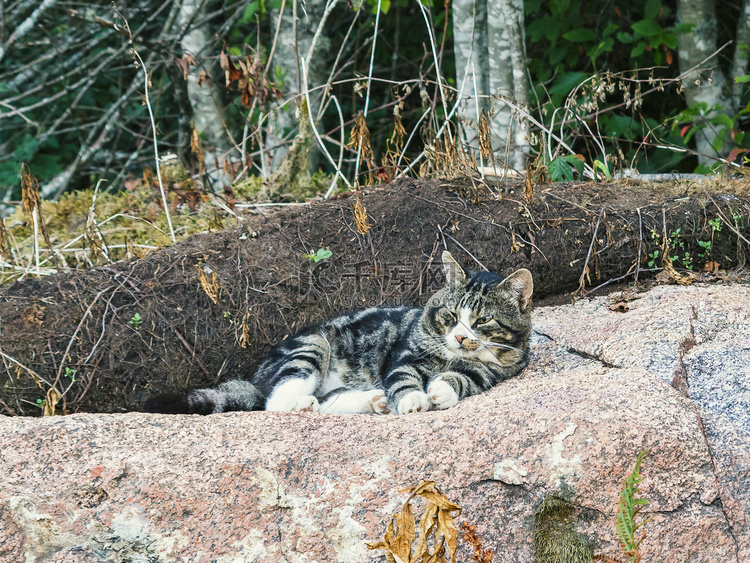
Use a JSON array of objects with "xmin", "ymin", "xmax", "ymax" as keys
[
  {"xmin": 453, "ymin": 0, "xmax": 530, "ymax": 171},
  {"xmin": 677, "ymin": 0, "xmax": 736, "ymax": 165},
  {"xmin": 265, "ymin": 0, "xmax": 330, "ymax": 174},
  {"xmin": 178, "ymin": 0, "xmax": 235, "ymax": 185},
  {"xmin": 730, "ymin": 0, "xmax": 750, "ymax": 105}
]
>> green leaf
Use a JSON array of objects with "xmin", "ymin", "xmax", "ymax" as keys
[
  {"xmin": 711, "ymin": 132, "xmax": 728, "ymax": 153},
  {"xmin": 549, "ymin": 44, "xmax": 567, "ymax": 65},
  {"xmin": 315, "ymin": 248, "xmax": 333, "ymax": 262},
  {"xmin": 549, "ymin": 0, "xmax": 571, "ymax": 16},
  {"xmin": 564, "ymin": 154, "xmax": 585, "ymax": 175},
  {"xmin": 305, "ymin": 248, "xmax": 333, "ymax": 263},
  {"xmin": 617, "ymin": 31, "xmax": 634, "ymax": 44},
  {"xmin": 240, "ymin": 1, "xmax": 261, "ymax": 24},
  {"xmin": 527, "ymin": 17, "xmax": 555, "ymax": 43},
  {"xmin": 673, "ymin": 22, "xmax": 696, "ymax": 34},
  {"xmin": 644, "ymin": 0, "xmax": 661, "ymax": 20},
  {"xmin": 735, "ymin": 74, "xmax": 750, "ymax": 83},
  {"xmin": 662, "ymin": 32, "xmax": 679, "ymax": 49},
  {"xmin": 603, "ymin": 23, "xmax": 620, "ymax": 38},
  {"xmin": 632, "ymin": 19, "xmax": 662, "ymax": 37},
  {"xmin": 373, "ymin": 0, "xmax": 391, "ymax": 14},
  {"xmin": 548, "ymin": 156, "xmax": 574, "ymax": 182},
  {"xmin": 548, "ymin": 71, "xmax": 588, "ymax": 99},
  {"xmin": 563, "ymin": 28, "xmax": 597, "ymax": 42},
  {"xmin": 593, "ymin": 160, "xmax": 611, "ymax": 181},
  {"xmin": 710, "ymin": 113, "xmax": 734, "ymax": 129},
  {"xmin": 682, "ymin": 123, "xmax": 704, "ymax": 144},
  {"xmin": 630, "ymin": 42, "xmax": 647, "ymax": 58},
  {"xmin": 589, "ymin": 37, "xmax": 614, "ymax": 60},
  {"xmin": 526, "ymin": 0, "xmax": 543, "ymax": 15}
]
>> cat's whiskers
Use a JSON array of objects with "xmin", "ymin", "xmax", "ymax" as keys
[
  {"xmin": 414, "ymin": 338, "xmax": 450, "ymax": 360},
  {"xmin": 479, "ymin": 341, "xmax": 524, "ymax": 354}
]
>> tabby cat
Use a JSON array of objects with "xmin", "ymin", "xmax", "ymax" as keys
[{"xmin": 144, "ymin": 251, "xmax": 533, "ymax": 416}]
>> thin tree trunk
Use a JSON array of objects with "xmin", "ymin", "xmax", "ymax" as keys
[
  {"xmin": 677, "ymin": 0, "xmax": 736, "ymax": 165},
  {"xmin": 453, "ymin": 0, "xmax": 488, "ymax": 149},
  {"xmin": 178, "ymin": 0, "xmax": 234, "ymax": 184},
  {"xmin": 265, "ymin": 0, "xmax": 329, "ymax": 174},
  {"xmin": 488, "ymin": 0, "xmax": 530, "ymax": 170},
  {"xmin": 730, "ymin": 0, "xmax": 750, "ymax": 106},
  {"xmin": 453, "ymin": 0, "xmax": 530, "ymax": 171}
]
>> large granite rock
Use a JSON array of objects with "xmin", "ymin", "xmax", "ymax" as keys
[{"xmin": 1, "ymin": 283, "xmax": 748, "ymax": 562}]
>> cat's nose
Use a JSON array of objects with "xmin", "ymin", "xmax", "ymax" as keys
[{"xmin": 455, "ymin": 334, "xmax": 466, "ymax": 344}]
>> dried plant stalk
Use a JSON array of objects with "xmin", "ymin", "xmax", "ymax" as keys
[
  {"xmin": 191, "ymin": 126, "xmax": 206, "ymax": 175},
  {"xmin": 478, "ymin": 110, "xmax": 493, "ymax": 162},
  {"xmin": 20, "ymin": 164, "xmax": 57, "ymax": 273},
  {"xmin": 197, "ymin": 264, "xmax": 221, "ymax": 305},
  {"xmin": 0, "ymin": 217, "xmax": 11, "ymax": 260},
  {"xmin": 524, "ymin": 159, "xmax": 534, "ymax": 205},
  {"xmin": 347, "ymin": 111, "xmax": 375, "ymax": 185},
  {"xmin": 352, "ymin": 197, "xmax": 371, "ymax": 235}
]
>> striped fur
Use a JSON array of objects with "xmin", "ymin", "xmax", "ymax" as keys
[{"xmin": 143, "ymin": 251, "xmax": 533, "ymax": 415}]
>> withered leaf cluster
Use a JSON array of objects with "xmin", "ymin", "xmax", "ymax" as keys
[
  {"xmin": 219, "ymin": 51, "xmax": 282, "ymax": 108},
  {"xmin": 367, "ymin": 480, "xmax": 462, "ymax": 563}
]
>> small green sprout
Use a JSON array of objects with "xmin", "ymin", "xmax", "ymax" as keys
[
  {"xmin": 129, "ymin": 312, "xmax": 142, "ymax": 330},
  {"xmin": 697, "ymin": 239, "xmax": 712, "ymax": 258},
  {"xmin": 304, "ymin": 248, "xmax": 333, "ymax": 263},
  {"xmin": 64, "ymin": 367, "xmax": 76, "ymax": 383}
]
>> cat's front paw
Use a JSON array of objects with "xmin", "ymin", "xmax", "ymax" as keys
[
  {"xmin": 428, "ymin": 378, "xmax": 459, "ymax": 410},
  {"xmin": 368, "ymin": 390, "xmax": 390, "ymax": 414},
  {"xmin": 397, "ymin": 391, "xmax": 430, "ymax": 415},
  {"xmin": 290, "ymin": 396, "xmax": 320, "ymax": 412}
]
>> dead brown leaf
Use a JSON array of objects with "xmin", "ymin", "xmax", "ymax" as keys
[
  {"xmin": 220, "ymin": 50, "xmax": 281, "ymax": 108},
  {"xmin": 174, "ymin": 54, "xmax": 195, "ymax": 80},
  {"xmin": 367, "ymin": 481, "xmax": 462, "ymax": 563},
  {"xmin": 44, "ymin": 386, "xmax": 61, "ymax": 416},
  {"xmin": 608, "ymin": 301, "xmax": 629, "ymax": 313},
  {"xmin": 703, "ymin": 261, "xmax": 720, "ymax": 274},
  {"xmin": 22, "ymin": 304, "xmax": 46, "ymax": 326},
  {"xmin": 661, "ymin": 259, "xmax": 696, "ymax": 285}
]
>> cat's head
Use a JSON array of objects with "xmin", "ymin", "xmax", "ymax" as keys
[{"xmin": 423, "ymin": 251, "xmax": 533, "ymax": 365}]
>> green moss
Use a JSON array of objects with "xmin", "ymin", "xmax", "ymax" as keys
[{"xmin": 533, "ymin": 491, "xmax": 594, "ymax": 563}]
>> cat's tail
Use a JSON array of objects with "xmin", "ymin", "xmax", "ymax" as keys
[{"xmin": 142, "ymin": 379, "xmax": 265, "ymax": 414}]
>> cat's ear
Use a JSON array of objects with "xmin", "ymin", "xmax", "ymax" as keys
[
  {"xmin": 441, "ymin": 251, "xmax": 467, "ymax": 287},
  {"xmin": 502, "ymin": 269, "xmax": 533, "ymax": 312}
]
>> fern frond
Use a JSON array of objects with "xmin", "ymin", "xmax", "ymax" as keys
[{"xmin": 615, "ymin": 450, "xmax": 650, "ymax": 563}]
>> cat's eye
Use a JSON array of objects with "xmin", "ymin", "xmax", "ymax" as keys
[{"xmin": 477, "ymin": 315, "xmax": 493, "ymax": 325}]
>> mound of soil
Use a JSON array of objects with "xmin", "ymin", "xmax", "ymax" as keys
[{"xmin": 1, "ymin": 176, "xmax": 748, "ymax": 415}]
